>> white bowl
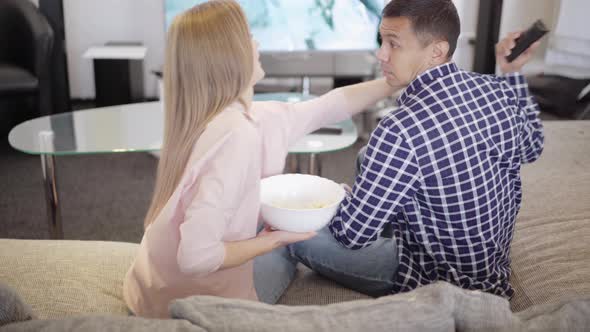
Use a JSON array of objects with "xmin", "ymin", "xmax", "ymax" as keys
[{"xmin": 260, "ymin": 174, "xmax": 345, "ymax": 233}]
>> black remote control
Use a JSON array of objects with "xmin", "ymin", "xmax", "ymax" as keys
[
  {"xmin": 311, "ymin": 127, "xmax": 343, "ymax": 135},
  {"xmin": 506, "ymin": 20, "xmax": 549, "ymax": 63}
]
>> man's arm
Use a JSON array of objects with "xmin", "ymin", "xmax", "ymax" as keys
[
  {"xmin": 496, "ymin": 31, "xmax": 545, "ymax": 163},
  {"xmin": 501, "ymin": 73, "xmax": 544, "ymax": 163},
  {"xmin": 329, "ymin": 124, "xmax": 421, "ymax": 249}
]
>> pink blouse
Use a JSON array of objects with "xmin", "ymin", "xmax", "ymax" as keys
[{"xmin": 124, "ymin": 90, "xmax": 351, "ymax": 318}]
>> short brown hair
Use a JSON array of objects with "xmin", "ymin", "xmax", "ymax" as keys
[{"xmin": 382, "ymin": 0, "xmax": 460, "ymax": 58}]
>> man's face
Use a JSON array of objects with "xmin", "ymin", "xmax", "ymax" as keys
[{"xmin": 376, "ymin": 17, "xmax": 434, "ymax": 88}]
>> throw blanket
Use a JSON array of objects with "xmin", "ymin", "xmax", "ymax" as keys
[{"xmin": 171, "ymin": 282, "xmax": 590, "ymax": 332}]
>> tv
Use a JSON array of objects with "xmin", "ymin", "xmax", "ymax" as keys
[{"xmin": 164, "ymin": 0, "xmax": 385, "ymax": 77}]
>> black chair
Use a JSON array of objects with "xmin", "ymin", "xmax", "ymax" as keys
[{"xmin": 0, "ymin": 0, "xmax": 54, "ymax": 117}]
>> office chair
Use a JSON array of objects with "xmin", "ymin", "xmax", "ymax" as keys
[{"xmin": 0, "ymin": 0, "xmax": 55, "ymax": 117}]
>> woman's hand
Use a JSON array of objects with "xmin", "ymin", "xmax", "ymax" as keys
[
  {"xmin": 496, "ymin": 31, "xmax": 541, "ymax": 74},
  {"xmin": 341, "ymin": 183, "xmax": 352, "ymax": 194},
  {"xmin": 221, "ymin": 225, "xmax": 316, "ymax": 270},
  {"xmin": 256, "ymin": 225, "xmax": 316, "ymax": 250}
]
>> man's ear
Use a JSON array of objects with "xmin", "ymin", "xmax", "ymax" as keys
[{"xmin": 431, "ymin": 40, "xmax": 450, "ymax": 65}]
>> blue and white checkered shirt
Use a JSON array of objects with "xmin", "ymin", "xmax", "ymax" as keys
[{"xmin": 329, "ymin": 62, "xmax": 544, "ymax": 298}]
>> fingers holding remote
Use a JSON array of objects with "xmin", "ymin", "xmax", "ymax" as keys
[{"xmin": 496, "ymin": 31, "xmax": 542, "ymax": 74}]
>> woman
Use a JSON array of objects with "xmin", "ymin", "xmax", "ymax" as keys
[{"xmin": 123, "ymin": 0, "xmax": 397, "ymax": 318}]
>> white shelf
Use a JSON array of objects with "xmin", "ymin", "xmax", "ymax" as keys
[{"xmin": 83, "ymin": 46, "xmax": 147, "ymax": 60}]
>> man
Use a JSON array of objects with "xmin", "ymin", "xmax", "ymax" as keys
[{"xmin": 290, "ymin": 0, "xmax": 543, "ymax": 299}]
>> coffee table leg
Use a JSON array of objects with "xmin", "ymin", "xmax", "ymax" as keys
[
  {"xmin": 41, "ymin": 154, "xmax": 63, "ymax": 239},
  {"xmin": 309, "ymin": 153, "xmax": 322, "ymax": 176}
]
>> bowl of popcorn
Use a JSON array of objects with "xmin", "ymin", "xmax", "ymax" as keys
[{"xmin": 260, "ymin": 174, "xmax": 346, "ymax": 233}]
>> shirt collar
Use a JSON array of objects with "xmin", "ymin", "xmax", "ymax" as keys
[{"xmin": 397, "ymin": 62, "xmax": 459, "ymax": 105}]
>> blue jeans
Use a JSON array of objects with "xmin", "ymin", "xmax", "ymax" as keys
[
  {"xmin": 288, "ymin": 227, "xmax": 398, "ymax": 297},
  {"xmin": 253, "ymin": 246, "xmax": 298, "ymax": 304},
  {"xmin": 289, "ymin": 145, "xmax": 398, "ymax": 297}
]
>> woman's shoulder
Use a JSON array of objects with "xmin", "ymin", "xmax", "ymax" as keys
[
  {"xmin": 208, "ymin": 104, "xmax": 259, "ymax": 140},
  {"xmin": 189, "ymin": 105, "xmax": 259, "ymax": 160},
  {"xmin": 251, "ymin": 100, "xmax": 290, "ymax": 117}
]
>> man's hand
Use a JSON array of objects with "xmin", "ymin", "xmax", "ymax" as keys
[
  {"xmin": 496, "ymin": 31, "xmax": 541, "ymax": 74},
  {"xmin": 256, "ymin": 224, "xmax": 316, "ymax": 250}
]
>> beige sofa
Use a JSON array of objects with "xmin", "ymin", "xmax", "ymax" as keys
[{"xmin": 0, "ymin": 121, "xmax": 589, "ymax": 320}]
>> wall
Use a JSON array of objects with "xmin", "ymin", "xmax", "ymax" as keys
[
  {"xmin": 63, "ymin": 0, "xmax": 165, "ymax": 99},
  {"xmin": 60, "ymin": 0, "xmax": 477, "ymax": 99},
  {"xmin": 30, "ymin": 0, "xmax": 560, "ymax": 99},
  {"xmin": 452, "ymin": 0, "xmax": 478, "ymax": 71}
]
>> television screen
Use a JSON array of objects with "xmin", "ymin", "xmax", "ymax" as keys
[{"xmin": 165, "ymin": 0, "xmax": 385, "ymax": 52}]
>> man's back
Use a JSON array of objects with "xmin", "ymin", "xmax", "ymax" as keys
[{"xmin": 329, "ymin": 62, "xmax": 544, "ymax": 297}]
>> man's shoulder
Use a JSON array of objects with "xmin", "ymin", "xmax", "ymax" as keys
[
  {"xmin": 454, "ymin": 69, "xmax": 512, "ymax": 91},
  {"xmin": 373, "ymin": 106, "xmax": 421, "ymax": 142}
]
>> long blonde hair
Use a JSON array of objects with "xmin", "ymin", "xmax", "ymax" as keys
[{"xmin": 144, "ymin": 0, "xmax": 254, "ymax": 228}]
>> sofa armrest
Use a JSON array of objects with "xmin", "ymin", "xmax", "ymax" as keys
[{"xmin": 0, "ymin": 240, "xmax": 138, "ymax": 319}]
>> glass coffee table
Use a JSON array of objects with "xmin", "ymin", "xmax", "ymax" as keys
[{"xmin": 8, "ymin": 97, "xmax": 357, "ymax": 239}]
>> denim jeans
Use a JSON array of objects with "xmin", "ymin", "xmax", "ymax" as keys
[
  {"xmin": 288, "ymin": 145, "xmax": 398, "ymax": 297},
  {"xmin": 288, "ymin": 227, "xmax": 398, "ymax": 297},
  {"xmin": 255, "ymin": 145, "xmax": 397, "ymax": 302},
  {"xmin": 253, "ymin": 239, "xmax": 299, "ymax": 304}
]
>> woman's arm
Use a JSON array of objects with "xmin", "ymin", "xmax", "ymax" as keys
[
  {"xmin": 221, "ymin": 227, "xmax": 314, "ymax": 270},
  {"xmin": 177, "ymin": 127, "xmax": 314, "ymax": 275},
  {"xmin": 253, "ymin": 78, "xmax": 400, "ymax": 172},
  {"xmin": 283, "ymin": 78, "xmax": 399, "ymax": 139},
  {"xmin": 328, "ymin": 78, "xmax": 399, "ymax": 117}
]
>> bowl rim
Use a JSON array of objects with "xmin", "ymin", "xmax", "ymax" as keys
[{"xmin": 260, "ymin": 173, "xmax": 346, "ymax": 212}]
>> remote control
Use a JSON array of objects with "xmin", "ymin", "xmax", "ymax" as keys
[
  {"xmin": 311, "ymin": 127, "xmax": 343, "ymax": 135},
  {"xmin": 506, "ymin": 20, "xmax": 549, "ymax": 63}
]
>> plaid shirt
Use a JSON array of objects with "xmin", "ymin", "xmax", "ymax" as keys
[{"xmin": 329, "ymin": 62, "xmax": 544, "ymax": 298}]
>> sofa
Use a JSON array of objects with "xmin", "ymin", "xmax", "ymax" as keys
[
  {"xmin": 0, "ymin": 0, "xmax": 55, "ymax": 117},
  {"xmin": 1, "ymin": 121, "xmax": 589, "ymax": 330}
]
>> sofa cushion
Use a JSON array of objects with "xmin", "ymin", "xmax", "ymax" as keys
[
  {"xmin": 172, "ymin": 282, "xmax": 505, "ymax": 332},
  {"xmin": 515, "ymin": 298, "xmax": 590, "ymax": 331},
  {"xmin": 277, "ymin": 265, "xmax": 370, "ymax": 305},
  {"xmin": 510, "ymin": 121, "xmax": 590, "ymax": 311},
  {"xmin": 170, "ymin": 281, "xmax": 590, "ymax": 332},
  {"xmin": 0, "ymin": 282, "xmax": 35, "ymax": 326},
  {"xmin": 0, "ymin": 315, "xmax": 208, "ymax": 332},
  {"xmin": 0, "ymin": 240, "xmax": 138, "ymax": 319}
]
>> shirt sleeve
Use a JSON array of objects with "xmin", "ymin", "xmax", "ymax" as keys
[
  {"xmin": 176, "ymin": 129, "xmax": 252, "ymax": 276},
  {"xmin": 254, "ymin": 88, "xmax": 352, "ymax": 149},
  {"xmin": 252, "ymin": 90, "xmax": 352, "ymax": 176},
  {"xmin": 501, "ymin": 72, "xmax": 545, "ymax": 163},
  {"xmin": 329, "ymin": 124, "xmax": 421, "ymax": 249}
]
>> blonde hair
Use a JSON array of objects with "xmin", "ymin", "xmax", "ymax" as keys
[{"xmin": 144, "ymin": 0, "xmax": 253, "ymax": 227}]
